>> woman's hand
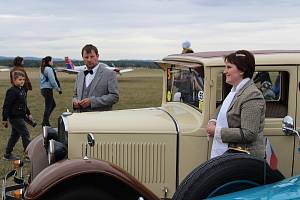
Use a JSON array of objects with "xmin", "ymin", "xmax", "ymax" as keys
[{"xmin": 207, "ymin": 119, "xmax": 217, "ymax": 137}]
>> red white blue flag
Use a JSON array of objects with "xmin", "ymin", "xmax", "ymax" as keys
[{"xmin": 265, "ymin": 137, "xmax": 278, "ymax": 170}]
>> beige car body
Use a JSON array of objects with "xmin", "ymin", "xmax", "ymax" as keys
[{"xmin": 27, "ymin": 50, "xmax": 300, "ymax": 199}]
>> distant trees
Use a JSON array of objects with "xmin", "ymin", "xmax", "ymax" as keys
[{"xmin": 0, "ymin": 59, "xmax": 159, "ymax": 69}]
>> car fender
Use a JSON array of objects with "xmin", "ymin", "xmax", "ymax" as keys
[
  {"xmin": 26, "ymin": 135, "xmax": 49, "ymax": 179},
  {"xmin": 24, "ymin": 158, "xmax": 159, "ymax": 200}
]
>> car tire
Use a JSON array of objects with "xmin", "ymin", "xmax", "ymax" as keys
[{"xmin": 172, "ymin": 153, "xmax": 284, "ymax": 200}]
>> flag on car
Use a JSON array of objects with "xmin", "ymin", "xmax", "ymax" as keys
[{"xmin": 265, "ymin": 137, "xmax": 278, "ymax": 170}]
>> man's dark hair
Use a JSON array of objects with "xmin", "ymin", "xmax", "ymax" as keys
[
  {"xmin": 224, "ymin": 50, "xmax": 256, "ymax": 78},
  {"xmin": 13, "ymin": 56, "xmax": 24, "ymax": 67},
  {"xmin": 81, "ymin": 44, "xmax": 98, "ymax": 57}
]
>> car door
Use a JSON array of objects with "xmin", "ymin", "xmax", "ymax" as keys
[
  {"xmin": 257, "ymin": 66, "xmax": 297, "ymax": 178},
  {"xmin": 292, "ymin": 65, "xmax": 300, "ymax": 175}
]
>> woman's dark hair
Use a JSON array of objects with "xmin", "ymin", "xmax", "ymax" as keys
[
  {"xmin": 81, "ymin": 44, "xmax": 98, "ymax": 57},
  {"xmin": 40, "ymin": 56, "xmax": 52, "ymax": 73},
  {"xmin": 224, "ymin": 50, "xmax": 255, "ymax": 78},
  {"xmin": 13, "ymin": 56, "xmax": 24, "ymax": 67}
]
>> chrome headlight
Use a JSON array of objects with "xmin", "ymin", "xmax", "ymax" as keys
[
  {"xmin": 58, "ymin": 116, "xmax": 68, "ymax": 146},
  {"xmin": 48, "ymin": 139, "xmax": 67, "ymax": 165}
]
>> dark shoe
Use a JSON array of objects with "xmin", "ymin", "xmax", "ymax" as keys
[{"xmin": 3, "ymin": 154, "xmax": 18, "ymax": 161}]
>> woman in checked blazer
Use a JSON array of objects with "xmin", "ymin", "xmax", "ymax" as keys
[{"xmin": 207, "ymin": 50, "xmax": 266, "ymax": 159}]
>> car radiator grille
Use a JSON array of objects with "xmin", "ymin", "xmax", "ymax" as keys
[{"xmin": 81, "ymin": 142, "xmax": 166, "ymax": 183}]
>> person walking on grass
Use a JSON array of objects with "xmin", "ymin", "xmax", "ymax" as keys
[
  {"xmin": 40, "ymin": 56, "xmax": 62, "ymax": 127},
  {"xmin": 10, "ymin": 56, "xmax": 32, "ymax": 93},
  {"xmin": 2, "ymin": 71, "xmax": 32, "ymax": 160}
]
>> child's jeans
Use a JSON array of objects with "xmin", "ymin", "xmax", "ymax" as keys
[{"xmin": 5, "ymin": 118, "xmax": 30, "ymax": 155}]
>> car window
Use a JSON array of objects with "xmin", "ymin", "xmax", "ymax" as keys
[
  {"xmin": 216, "ymin": 71, "xmax": 288, "ymax": 118},
  {"xmin": 253, "ymin": 71, "xmax": 281, "ymax": 101},
  {"xmin": 166, "ymin": 65, "xmax": 205, "ymax": 111}
]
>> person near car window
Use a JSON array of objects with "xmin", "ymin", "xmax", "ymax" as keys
[
  {"xmin": 2, "ymin": 71, "xmax": 31, "ymax": 160},
  {"xmin": 207, "ymin": 50, "xmax": 266, "ymax": 159},
  {"xmin": 40, "ymin": 56, "xmax": 62, "ymax": 127},
  {"xmin": 73, "ymin": 44, "xmax": 119, "ymax": 112}
]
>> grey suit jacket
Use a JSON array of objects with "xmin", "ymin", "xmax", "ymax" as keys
[
  {"xmin": 219, "ymin": 80, "xmax": 266, "ymax": 158},
  {"xmin": 73, "ymin": 63, "xmax": 119, "ymax": 112}
]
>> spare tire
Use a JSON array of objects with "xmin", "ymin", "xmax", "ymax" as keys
[{"xmin": 173, "ymin": 153, "xmax": 284, "ymax": 200}]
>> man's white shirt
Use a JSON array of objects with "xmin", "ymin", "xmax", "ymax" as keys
[{"xmin": 85, "ymin": 64, "xmax": 99, "ymax": 87}]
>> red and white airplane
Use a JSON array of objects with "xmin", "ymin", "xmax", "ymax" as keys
[{"xmin": 56, "ymin": 57, "xmax": 133, "ymax": 75}]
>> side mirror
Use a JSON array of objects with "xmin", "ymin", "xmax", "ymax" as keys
[
  {"xmin": 282, "ymin": 116, "xmax": 295, "ymax": 135},
  {"xmin": 282, "ymin": 116, "xmax": 300, "ymax": 141},
  {"xmin": 283, "ymin": 115, "xmax": 294, "ymax": 129}
]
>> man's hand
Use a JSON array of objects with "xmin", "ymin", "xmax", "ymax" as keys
[
  {"xmin": 2, "ymin": 121, "xmax": 8, "ymax": 128},
  {"xmin": 79, "ymin": 98, "xmax": 91, "ymax": 108},
  {"xmin": 28, "ymin": 115, "xmax": 33, "ymax": 121},
  {"xmin": 73, "ymin": 101, "xmax": 80, "ymax": 109}
]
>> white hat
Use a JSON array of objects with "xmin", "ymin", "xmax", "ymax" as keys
[{"xmin": 182, "ymin": 41, "xmax": 191, "ymax": 49}]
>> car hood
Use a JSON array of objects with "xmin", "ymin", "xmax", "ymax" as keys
[
  {"xmin": 64, "ymin": 107, "xmax": 177, "ymax": 134},
  {"xmin": 63, "ymin": 103, "xmax": 202, "ymax": 135}
]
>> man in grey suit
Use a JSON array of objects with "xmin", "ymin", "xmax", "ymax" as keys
[{"xmin": 73, "ymin": 44, "xmax": 119, "ymax": 112}]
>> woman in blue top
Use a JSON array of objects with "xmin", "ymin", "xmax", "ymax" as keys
[{"xmin": 40, "ymin": 56, "xmax": 62, "ymax": 126}]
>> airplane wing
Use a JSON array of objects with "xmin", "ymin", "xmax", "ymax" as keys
[
  {"xmin": 110, "ymin": 63, "xmax": 134, "ymax": 75},
  {"xmin": 0, "ymin": 68, "xmax": 10, "ymax": 72},
  {"xmin": 55, "ymin": 67, "xmax": 80, "ymax": 74},
  {"xmin": 120, "ymin": 68, "xmax": 134, "ymax": 74},
  {"xmin": 57, "ymin": 57, "xmax": 134, "ymax": 75},
  {"xmin": 0, "ymin": 66, "xmax": 10, "ymax": 72}
]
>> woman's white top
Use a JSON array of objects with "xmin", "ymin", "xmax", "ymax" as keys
[{"xmin": 210, "ymin": 78, "xmax": 250, "ymax": 158}]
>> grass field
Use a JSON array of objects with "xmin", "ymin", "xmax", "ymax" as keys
[{"xmin": 0, "ymin": 68, "xmax": 163, "ymax": 178}]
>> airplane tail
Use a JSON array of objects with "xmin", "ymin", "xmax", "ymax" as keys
[{"xmin": 65, "ymin": 56, "xmax": 74, "ymax": 69}]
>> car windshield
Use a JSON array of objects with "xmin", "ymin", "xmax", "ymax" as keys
[{"xmin": 166, "ymin": 65, "xmax": 205, "ymax": 111}]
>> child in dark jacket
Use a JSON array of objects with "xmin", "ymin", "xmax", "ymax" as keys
[{"xmin": 2, "ymin": 71, "xmax": 32, "ymax": 160}]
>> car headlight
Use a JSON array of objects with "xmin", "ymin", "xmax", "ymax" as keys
[
  {"xmin": 58, "ymin": 116, "xmax": 68, "ymax": 146},
  {"xmin": 48, "ymin": 139, "xmax": 67, "ymax": 165},
  {"xmin": 43, "ymin": 126, "xmax": 58, "ymax": 148}
]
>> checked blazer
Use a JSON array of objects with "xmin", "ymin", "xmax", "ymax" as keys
[{"xmin": 218, "ymin": 80, "xmax": 266, "ymax": 158}]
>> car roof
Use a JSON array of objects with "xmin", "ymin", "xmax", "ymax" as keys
[{"xmin": 161, "ymin": 50, "xmax": 300, "ymax": 68}]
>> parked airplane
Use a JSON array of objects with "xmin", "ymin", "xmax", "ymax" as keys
[{"xmin": 56, "ymin": 57, "xmax": 134, "ymax": 75}]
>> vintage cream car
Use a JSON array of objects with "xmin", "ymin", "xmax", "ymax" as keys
[{"xmin": 3, "ymin": 50, "xmax": 300, "ymax": 200}]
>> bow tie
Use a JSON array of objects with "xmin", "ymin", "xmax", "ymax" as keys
[{"xmin": 84, "ymin": 69, "xmax": 93, "ymax": 76}]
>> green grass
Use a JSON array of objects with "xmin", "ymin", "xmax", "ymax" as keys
[{"xmin": 0, "ymin": 68, "xmax": 163, "ymax": 178}]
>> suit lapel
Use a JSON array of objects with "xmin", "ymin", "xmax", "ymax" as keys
[
  {"xmin": 78, "ymin": 72, "xmax": 85, "ymax": 100},
  {"xmin": 89, "ymin": 64, "xmax": 104, "ymax": 96},
  {"xmin": 227, "ymin": 80, "xmax": 253, "ymax": 112}
]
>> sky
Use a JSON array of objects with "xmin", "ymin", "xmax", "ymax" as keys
[{"xmin": 1, "ymin": 0, "xmax": 300, "ymax": 60}]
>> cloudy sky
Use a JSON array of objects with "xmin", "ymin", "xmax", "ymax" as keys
[{"xmin": 1, "ymin": 0, "xmax": 300, "ymax": 60}]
